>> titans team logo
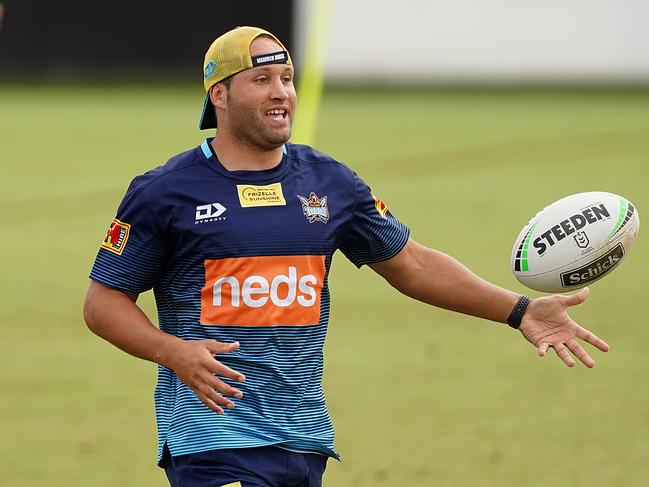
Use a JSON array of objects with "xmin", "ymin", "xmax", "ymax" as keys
[{"xmin": 297, "ymin": 192, "xmax": 329, "ymax": 224}]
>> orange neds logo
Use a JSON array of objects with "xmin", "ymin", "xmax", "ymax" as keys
[{"xmin": 200, "ymin": 255, "xmax": 326, "ymax": 326}]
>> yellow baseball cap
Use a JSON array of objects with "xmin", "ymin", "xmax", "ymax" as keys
[{"xmin": 199, "ymin": 26, "xmax": 293, "ymax": 130}]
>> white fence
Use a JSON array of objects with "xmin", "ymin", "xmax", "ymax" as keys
[{"xmin": 295, "ymin": 0, "xmax": 649, "ymax": 84}]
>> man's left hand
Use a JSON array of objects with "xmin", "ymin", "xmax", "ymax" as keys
[{"xmin": 519, "ymin": 287, "xmax": 609, "ymax": 368}]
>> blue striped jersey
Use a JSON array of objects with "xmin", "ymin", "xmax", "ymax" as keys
[{"xmin": 90, "ymin": 139, "xmax": 410, "ymax": 463}]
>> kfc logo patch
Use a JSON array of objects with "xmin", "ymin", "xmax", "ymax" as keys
[
  {"xmin": 101, "ymin": 218, "xmax": 131, "ymax": 255},
  {"xmin": 372, "ymin": 193, "xmax": 388, "ymax": 219}
]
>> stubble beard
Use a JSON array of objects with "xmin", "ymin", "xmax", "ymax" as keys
[{"xmin": 227, "ymin": 94, "xmax": 291, "ymax": 151}]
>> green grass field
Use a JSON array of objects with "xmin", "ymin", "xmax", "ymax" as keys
[{"xmin": 1, "ymin": 85, "xmax": 648, "ymax": 486}]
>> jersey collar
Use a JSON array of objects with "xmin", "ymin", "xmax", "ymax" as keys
[{"xmin": 200, "ymin": 138, "xmax": 288, "ymax": 182}]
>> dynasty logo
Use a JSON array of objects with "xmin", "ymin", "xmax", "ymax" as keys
[
  {"xmin": 534, "ymin": 203, "xmax": 610, "ymax": 255},
  {"xmin": 195, "ymin": 202, "xmax": 227, "ymax": 224},
  {"xmin": 560, "ymin": 243, "xmax": 624, "ymax": 287}
]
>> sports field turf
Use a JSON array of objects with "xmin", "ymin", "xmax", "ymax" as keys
[{"xmin": 1, "ymin": 85, "xmax": 648, "ymax": 486}]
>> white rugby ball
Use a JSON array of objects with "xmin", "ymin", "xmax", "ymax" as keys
[{"xmin": 512, "ymin": 192, "xmax": 640, "ymax": 293}]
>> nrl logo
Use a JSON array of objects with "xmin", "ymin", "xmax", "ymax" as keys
[
  {"xmin": 574, "ymin": 231, "xmax": 590, "ymax": 249},
  {"xmin": 298, "ymin": 192, "xmax": 329, "ymax": 224}
]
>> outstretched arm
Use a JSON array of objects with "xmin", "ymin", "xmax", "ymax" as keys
[
  {"xmin": 83, "ymin": 280, "xmax": 245, "ymax": 413},
  {"xmin": 369, "ymin": 238, "xmax": 609, "ymax": 367}
]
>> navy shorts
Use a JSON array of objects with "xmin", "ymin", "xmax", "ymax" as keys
[{"xmin": 162, "ymin": 445, "xmax": 328, "ymax": 487}]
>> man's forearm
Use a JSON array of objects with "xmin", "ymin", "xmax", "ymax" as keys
[
  {"xmin": 83, "ymin": 280, "xmax": 246, "ymax": 413},
  {"xmin": 83, "ymin": 280, "xmax": 182, "ymax": 368},
  {"xmin": 371, "ymin": 239, "xmax": 519, "ymax": 324}
]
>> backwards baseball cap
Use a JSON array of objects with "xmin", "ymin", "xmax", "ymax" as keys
[{"xmin": 199, "ymin": 26, "xmax": 293, "ymax": 130}]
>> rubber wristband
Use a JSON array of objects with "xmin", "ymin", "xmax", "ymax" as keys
[{"xmin": 507, "ymin": 295, "xmax": 531, "ymax": 329}]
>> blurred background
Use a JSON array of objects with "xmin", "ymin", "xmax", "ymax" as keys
[{"xmin": 1, "ymin": 1, "xmax": 648, "ymax": 486}]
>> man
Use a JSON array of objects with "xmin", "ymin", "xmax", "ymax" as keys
[{"xmin": 83, "ymin": 26, "xmax": 609, "ymax": 487}]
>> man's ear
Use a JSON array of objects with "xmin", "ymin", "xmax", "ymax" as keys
[{"xmin": 210, "ymin": 83, "xmax": 227, "ymax": 109}]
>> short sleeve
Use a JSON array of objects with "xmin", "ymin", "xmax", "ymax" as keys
[
  {"xmin": 339, "ymin": 172, "xmax": 410, "ymax": 267},
  {"xmin": 89, "ymin": 178, "xmax": 167, "ymax": 294}
]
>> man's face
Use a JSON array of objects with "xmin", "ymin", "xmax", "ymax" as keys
[{"xmin": 218, "ymin": 36, "xmax": 297, "ymax": 150}]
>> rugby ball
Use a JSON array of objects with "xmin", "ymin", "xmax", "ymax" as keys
[{"xmin": 512, "ymin": 192, "xmax": 640, "ymax": 293}]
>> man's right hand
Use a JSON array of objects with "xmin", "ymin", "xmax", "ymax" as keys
[
  {"xmin": 164, "ymin": 340, "xmax": 246, "ymax": 414},
  {"xmin": 84, "ymin": 281, "xmax": 246, "ymax": 414}
]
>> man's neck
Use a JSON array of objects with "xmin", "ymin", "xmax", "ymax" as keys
[{"xmin": 210, "ymin": 134, "xmax": 284, "ymax": 171}]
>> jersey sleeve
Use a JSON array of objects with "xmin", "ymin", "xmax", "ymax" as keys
[
  {"xmin": 89, "ymin": 178, "xmax": 167, "ymax": 294},
  {"xmin": 339, "ymin": 172, "xmax": 410, "ymax": 268}
]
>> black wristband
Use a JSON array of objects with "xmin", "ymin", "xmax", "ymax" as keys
[{"xmin": 507, "ymin": 295, "xmax": 531, "ymax": 329}]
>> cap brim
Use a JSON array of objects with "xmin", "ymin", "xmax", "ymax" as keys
[{"xmin": 199, "ymin": 92, "xmax": 217, "ymax": 130}]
